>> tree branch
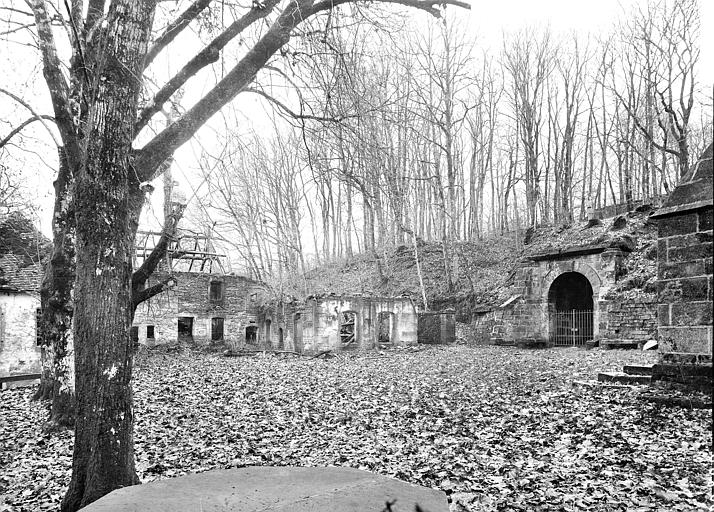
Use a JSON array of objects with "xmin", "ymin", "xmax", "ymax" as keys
[
  {"xmin": 132, "ymin": 277, "xmax": 176, "ymax": 309},
  {"xmin": 0, "ymin": 114, "xmax": 56, "ymax": 149},
  {"xmin": 28, "ymin": 0, "xmax": 79, "ymax": 164},
  {"xmin": 144, "ymin": 0, "xmax": 213, "ymax": 70},
  {"xmin": 132, "ymin": 202, "xmax": 186, "ymax": 291},
  {"xmin": 134, "ymin": 0, "xmax": 281, "ymax": 134},
  {"xmin": 245, "ymin": 87, "xmax": 353, "ymax": 123},
  {"xmin": 134, "ymin": 0, "xmax": 470, "ymax": 182},
  {"xmin": 0, "ymin": 87, "xmax": 59, "ymax": 147}
]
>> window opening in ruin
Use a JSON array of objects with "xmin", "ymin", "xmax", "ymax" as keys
[
  {"xmin": 265, "ymin": 319, "xmax": 272, "ymax": 342},
  {"xmin": 377, "ymin": 311, "xmax": 395, "ymax": 344},
  {"xmin": 245, "ymin": 325, "xmax": 258, "ymax": 344},
  {"xmin": 278, "ymin": 327, "xmax": 284, "ymax": 349},
  {"xmin": 130, "ymin": 326, "xmax": 139, "ymax": 345},
  {"xmin": 146, "ymin": 325, "xmax": 155, "ymax": 339},
  {"xmin": 212, "ymin": 317, "xmax": 224, "ymax": 341},
  {"xmin": 209, "ymin": 281, "xmax": 223, "ymax": 302},
  {"xmin": 35, "ymin": 308, "xmax": 43, "ymax": 345},
  {"xmin": 548, "ymin": 272, "xmax": 594, "ymax": 346},
  {"xmin": 178, "ymin": 317, "xmax": 194, "ymax": 341},
  {"xmin": 340, "ymin": 311, "xmax": 357, "ymax": 346}
]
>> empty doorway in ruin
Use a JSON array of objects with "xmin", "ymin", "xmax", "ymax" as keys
[
  {"xmin": 245, "ymin": 325, "xmax": 258, "ymax": 344},
  {"xmin": 377, "ymin": 311, "xmax": 395, "ymax": 344},
  {"xmin": 277, "ymin": 327, "xmax": 284, "ymax": 349},
  {"xmin": 178, "ymin": 317, "xmax": 193, "ymax": 342},
  {"xmin": 340, "ymin": 311, "xmax": 357, "ymax": 348},
  {"xmin": 548, "ymin": 272, "xmax": 594, "ymax": 346},
  {"xmin": 265, "ymin": 319, "xmax": 272, "ymax": 344},
  {"xmin": 211, "ymin": 317, "xmax": 224, "ymax": 341},
  {"xmin": 294, "ymin": 313, "xmax": 303, "ymax": 352}
]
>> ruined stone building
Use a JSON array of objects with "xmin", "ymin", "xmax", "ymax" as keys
[
  {"xmin": 0, "ymin": 213, "xmax": 47, "ymax": 384},
  {"xmin": 651, "ymin": 143, "xmax": 712, "ymax": 386},
  {"xmin": 132, "ymin": 227, "xmax": 443, "ymax": 351},
  {"xmin": 132, "ymin": 270, "xmax": 265, "ymax": 346},
  {"xmin": 257, "ymin": 295, "xmax": 421, "ymax": 353},
  {"xmin": 481, "ymin": 208, "xmax": 659, "ymax": 348},
  {"xmin": 131, "ymin": 227, "xmax": 266, "ymax": 346}
]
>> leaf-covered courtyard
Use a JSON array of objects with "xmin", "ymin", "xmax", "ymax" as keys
[{"xmin": 1, "ymin": 345, "xmax": 711, "ymax": 511}]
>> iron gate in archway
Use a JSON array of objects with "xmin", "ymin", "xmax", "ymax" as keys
[{"xmin": 550, "ymin": 309, "xmax": 593, "ymax": 346}]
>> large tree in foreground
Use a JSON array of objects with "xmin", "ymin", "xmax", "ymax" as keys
[{"xmin": 24, "ymin": 0, "xmax": 468, "ymax": 510}]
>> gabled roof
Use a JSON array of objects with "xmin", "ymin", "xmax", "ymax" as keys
[
  {"xmin": 0, "ymin": 212, "xmax": 49, "ymax": 294},
  {"xmin": 652, "ymin": 143, "xmax": 713, "ymax": 218}
]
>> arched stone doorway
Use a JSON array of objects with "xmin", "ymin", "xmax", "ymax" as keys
[{"xmin": 548, "ymin": 272, "xmax": 594, "ymax": 346}]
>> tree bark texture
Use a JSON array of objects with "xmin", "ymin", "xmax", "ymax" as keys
[
  {"xmin": 61, "ymin": 1, "xmax": 156, "ymax": 510},
  {"xmin": 34, "ymin": 147, "xmax": 76, "ymax": 431}
]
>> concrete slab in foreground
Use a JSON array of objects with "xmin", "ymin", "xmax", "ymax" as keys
[{"xmin": 81, "ymin": 466, "xmax": 449, "ymax": 512}]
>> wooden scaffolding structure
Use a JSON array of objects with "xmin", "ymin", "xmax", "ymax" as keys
[{"xmin": 135, "ymin": 229, "xmax": 226, "ymax": 274}]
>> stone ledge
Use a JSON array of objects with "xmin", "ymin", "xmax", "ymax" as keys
[{"xmin": 82, "ymin": 466, "xmax": 449, "ymax": 512}]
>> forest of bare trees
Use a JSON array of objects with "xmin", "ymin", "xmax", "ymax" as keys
[{"xmin": 196, "ymin": 0, "xmax": 711, "ymax": 282}]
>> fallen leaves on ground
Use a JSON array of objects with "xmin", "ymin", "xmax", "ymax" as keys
[{"xmin": 1, "ymin": 345, "xmax": 711, "ymax": 511}]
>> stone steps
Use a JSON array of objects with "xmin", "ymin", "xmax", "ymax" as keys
[
  {"xmin": 600, "ymin": 339, "xmax": 640, "ymax": 350},
  {"xmin": 597, "ymin": 371, "xmax": 652, "ymax": 385},
  {"xmin": 623, "ymin": 363, "xmax": 655, "ymax": 376}
]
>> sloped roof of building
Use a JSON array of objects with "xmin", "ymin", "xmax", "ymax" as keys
[
  {"xmin": 652, "ymin": 142, "xmax": 713, "ymax": 218},
  {"xmin": 0, "ymin": 212, "xmax": 49, "ymax": 293}
]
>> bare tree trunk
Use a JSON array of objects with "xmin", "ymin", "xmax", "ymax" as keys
[
  {"xmin": 61, "ymin": 1, "xmax": 155, "ymax": 508},
  {"xmin": 34, "ymin": 147, "xmax": 75, "ymax": 430}
]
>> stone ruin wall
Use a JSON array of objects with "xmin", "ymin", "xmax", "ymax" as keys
[
  {"xmin": 487, "ymin": 249, "xmax": 658, "ymax": 345},
  {"xmin": 262, "ymin": 295, "xmax": 419, "ymax": 354},
  {"xmin": 132, "ymin": 271, "xmax": 264, "ymax": 347},
  {"xmin": 0, "ymin": 291, "xmax": 42, "ymax": 378}
]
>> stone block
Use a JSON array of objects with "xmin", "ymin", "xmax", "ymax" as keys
[
  {"xmin": 81, "ymin": 466, "xmax": 449, "ymax": 512},
  {"xmin": 652, "ymin": 362, "xmax": 713, "ymax": 392},
  {"xmin": 658, "ymin": 239, "xmax": 668, "ymax": 261},
  {"xmin": 658, "ymin": 260, "xmax": 706, "ymax": 279},
  {"xmin": 668, "ymin": 243, "xmax": 713, "ymax": 264},
  {"xmin": 658, "ymin": 304, "xmax": 670, "ymax": 326},
  {"xmin": 670, "ymin": 301, "xmax": 713, "ymax": 326},
  {"xmin": 667, "ymin": 232, "xmax": 713, "ymax": 248},
  {"xmin": 659, "ymin": 326, "xmax": 712, "ymax": 355},
  {"xmin": 657, "ymin": 277, "xmax": 709, "ymax": 302},
  {"xmin": 598, "ymin": 371, "xmax": 651, "ymax": 384},
  {"xmin": 658, "ymin": 213, "xmax": 698, "ymax": 237},
  {"xmin": 699, "ymin": 208, "xmax": 713, "ymax": 231}
]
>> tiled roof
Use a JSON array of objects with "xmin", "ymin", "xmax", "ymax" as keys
[
  {"xmin": 0, "ymin": 254, "xmax": 42, "ymax": 293},
  {"xmin": 0, "ymin": 212, "xmax": 48, "ymax": 294}
]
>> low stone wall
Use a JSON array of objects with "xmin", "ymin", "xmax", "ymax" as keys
[
  {"xmin": 417, "ymin": 311, "xmax": 456, "ymax": 344},
  {"xmin": 602, "ymin": 298, "xmax": 658, "ymax": 343}
]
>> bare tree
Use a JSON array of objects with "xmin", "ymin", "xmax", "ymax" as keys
[{"xmin": 17, "ymin": 0, "xmax": 468, "ymax": 507}]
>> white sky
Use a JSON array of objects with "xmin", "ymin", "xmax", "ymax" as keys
[{"xmin": 1, "ymin": 0, "xmax": 712, "ymax": 238}]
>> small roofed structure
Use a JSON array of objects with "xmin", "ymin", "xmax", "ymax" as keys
[{"xmin": 651, "ymin": 143, "xmax": 713, "ymax": 389}]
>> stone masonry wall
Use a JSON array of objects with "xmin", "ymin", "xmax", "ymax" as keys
[
  {"xmin": 656, "ymin": 207, "xmax": 713, "ymax": 361},
  {"xmin": 0, "ymin": 292, "xmax": 41, "ymax": 377},
  {"xmin": 603, "ymin": 299, "xmax": 658, "ymax": 343},
  {"xmin": 133, "ymin": 271, "xmax": 265, "ymax": 346},
  {"xmin": 489, "ymin": 248, "xmax": 658, "ymax": 345},
  {"xmin": 261, "ymin": 296, "xmax": 418, "ymax": 354}
]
